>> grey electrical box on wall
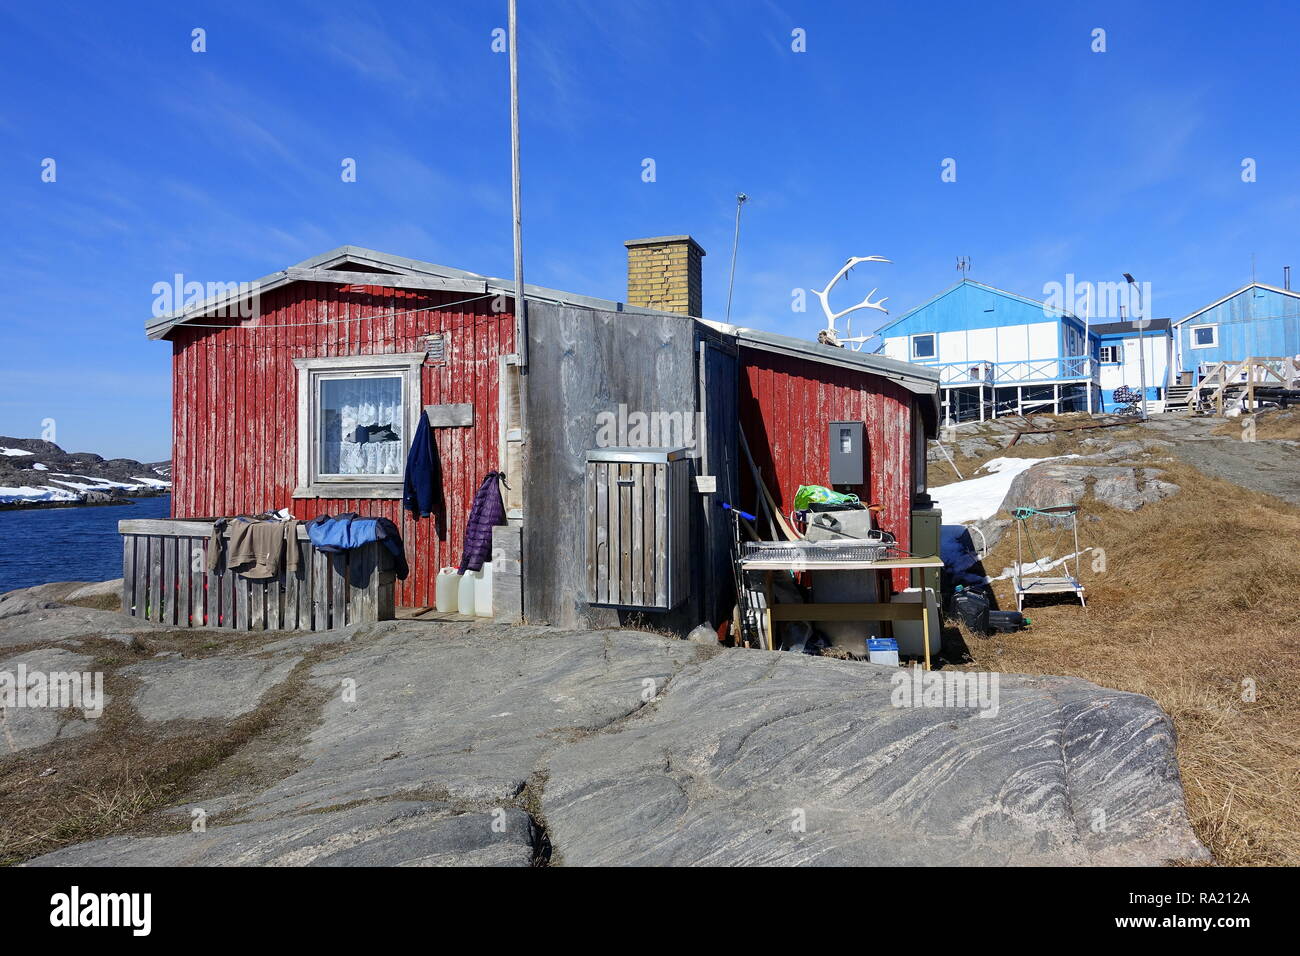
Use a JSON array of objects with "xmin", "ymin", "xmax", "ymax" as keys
[{"xmin": 828, "ymin": 421, "xmax": 865, "ymax": 485}]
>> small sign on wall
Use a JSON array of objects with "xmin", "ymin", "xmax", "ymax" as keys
[{"xmin": 424, "ymin": 403, "xmax": 474, "ymax": 427}]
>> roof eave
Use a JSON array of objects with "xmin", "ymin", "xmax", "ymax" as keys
[
  {"xmin": 1172, "ymin": 282, "xmax": 1300, "ymax": 326},
  {"xmin": 734, "ymin": 328, "xmax": 940, "ymax": 396}
]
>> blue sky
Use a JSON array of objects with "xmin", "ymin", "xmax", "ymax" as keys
[{"xmin": 1, "ymin": 0, "xmax": 1296, "ymax": 460}]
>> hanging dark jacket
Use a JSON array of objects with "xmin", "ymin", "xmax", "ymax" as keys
[
  {"xmin": 403, "ymin": 411, "xmax": 444, "ymax": 530},
  {"xmin": 458, "ymin": 471, "xmax": 507, "ymax": 573}
]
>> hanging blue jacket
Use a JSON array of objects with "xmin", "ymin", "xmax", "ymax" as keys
[{"xmin": 403, "ymin": 410, "xmax": 445, "ymax": 533}]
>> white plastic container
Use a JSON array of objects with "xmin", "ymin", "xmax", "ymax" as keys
[
  {"xmin": 457, "ymin": 571, "xmax": 478, "ymax": 617},
  {"xmin": 866, "ymin": 637, "xmax": 900, "ymax": 667},
  {"xmin": 474, "ymin": 562, "xmax": 493, "ymax": 618},
  {"xmin": 435, "ymin": 567, "xmax": 461, "ymax": 613}
]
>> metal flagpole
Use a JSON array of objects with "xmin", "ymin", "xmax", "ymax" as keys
[
  {"xmin": 1124, "ymin": 274, "xmax": 1148, "ymax": 421},
  {"xmin": 509, "ymin": 0, "xmax": 527, "ymax": 370},
  {"xmin": 1084, "ymin": 284, "xmax": 1093, "ymax": 414}
]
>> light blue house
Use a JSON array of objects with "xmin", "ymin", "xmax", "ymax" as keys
[
  {"xmin": 876, "ymin": 279, "xmax": 1099, "ymax": 422},
  {"xmin": 1173, "ymin": 282, "xmax": 1300, "ymax": 382}
]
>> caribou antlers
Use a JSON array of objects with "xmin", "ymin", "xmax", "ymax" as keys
[{"xmin": 812, "ymin": 255, "xmax": 891, "ymax": 349}]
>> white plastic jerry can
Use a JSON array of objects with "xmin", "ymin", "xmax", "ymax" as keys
[
  {"xmin": 457, "ymin": 570, "xmax": 477, "ymax": 617},
  {"xmin": 435, "ymin": 567, "xmax": 461, "ymax": 613},
  {"xmin": 474, "ymin": 562, "xmax": 493, "ymax": 618}
]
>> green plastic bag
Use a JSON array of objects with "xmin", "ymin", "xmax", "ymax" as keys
[{"xmin": 794, "ymin": 485, "xmax": 860, "ymax": 511}]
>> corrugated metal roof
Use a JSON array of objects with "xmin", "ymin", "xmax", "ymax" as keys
[
  {"xmin": 143, "ymin": 245, "xmax": 935, "ymax": 397},
  {"xmin": 144, "ymin": 245, "xmax": 685, "ymax": 340},
  {"xmin": 1090, "ymin": 318, "xmax": 1172, "ymax": 335},
  {"xmin": 732, "ymin": 328, "xmax": 939, "ymax": 396}
]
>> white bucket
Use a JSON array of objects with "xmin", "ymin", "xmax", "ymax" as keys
[
  {"xmin": 435, "ymin": 567, "xmax": 461, "ymax": 613},
  {"xmin": 474, "ymin": 562, "xmax": 494, "ymax": 618},
  {"xmin": 457, "ymin": 571, "xmax": 478, "ymax": 617}
]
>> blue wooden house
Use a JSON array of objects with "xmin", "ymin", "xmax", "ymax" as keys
[
  {"xmin": 876, "ymin": 279, "xmax": 1098, "ymax": 422},
  {"xmin": 1173, "ymin": 282, "xmax": 1300, "ymax": 382}
]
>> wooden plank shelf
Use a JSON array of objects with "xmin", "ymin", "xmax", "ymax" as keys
[{"xmin": 119, "ymin": 519, "xmax": 395, "ymax": 631}]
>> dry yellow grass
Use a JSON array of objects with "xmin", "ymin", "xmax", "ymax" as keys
[
  {"xmin": 959, "ymin": 458, "xmax": 1300, "ymax": 866},
  {"xmin": 1212, "ymin": 407, "xmax": 1300, "ymax": 441}
]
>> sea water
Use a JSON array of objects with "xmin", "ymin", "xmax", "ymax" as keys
[{"xmin": 0, "ymin": 496, "xmax": 172, "ymax": 594}]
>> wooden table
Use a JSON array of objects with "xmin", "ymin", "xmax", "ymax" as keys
[{"xmin": 739, "ymin": 555, "xmax": 945, "ymax": 670}]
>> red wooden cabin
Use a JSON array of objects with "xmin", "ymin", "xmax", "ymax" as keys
[
  {"xmin": 735, "ymin": 333, "xmax": 936, "ymax": 592},
  {"xmin": 148, "ymin": 241, "xmax": 939, "ymax": 626},
  {"xmin": 151, "ymin": 247, "xmax": 520, "ymax": 610}
]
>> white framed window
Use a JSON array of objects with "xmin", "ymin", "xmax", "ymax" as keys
[
  {"xmin": 292, "ymin": 352, "xmax": 425, "ymax": 498},
  {"xmin": 1098, "ymin": 345, "xmax": 1120, "ymax": 363},
  {"xmin": 910, "ymin": 333, "xmax": 936, "ymax": 359},
  {"xmin": 1190, "ymin": 324, "xmax": 1218, "ymax": 349}
]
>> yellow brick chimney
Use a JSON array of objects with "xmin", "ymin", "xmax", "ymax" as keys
[{"xmin": 624, "ymin": 235, "xmax": 705, "ymax": 316}]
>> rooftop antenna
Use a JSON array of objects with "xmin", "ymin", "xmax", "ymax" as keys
[
  {"xmin": 725, "ymin": 193, "xmax": 749, "ymax": 323},
  {"xmin": 813, "ymin": 255, "xmax": 891, "ymax": 351},
  {"xmin": 957, "ymin": 256, "xmax": 971, "ymax": 277}
]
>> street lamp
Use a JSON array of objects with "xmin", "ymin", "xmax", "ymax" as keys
[{"xmin": 1122, "ymin": 273, "xmax": 1149, "ymax": 421}]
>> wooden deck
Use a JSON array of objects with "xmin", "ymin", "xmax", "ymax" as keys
[{"xmin": 396, "ymin": 607, "xmax": 483, "ymax": 623}]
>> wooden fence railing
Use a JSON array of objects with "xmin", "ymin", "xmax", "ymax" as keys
[{"xmin": 119, "ymin": 519, "xmax": 395, "ymax": 631}]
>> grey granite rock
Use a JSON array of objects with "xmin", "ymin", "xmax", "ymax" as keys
[
  {"xmin": 540, "ymin": 652, "xmax": 1208, "ymax": 866},
  {"xmin": 27, "ymin": 801, "xmax": 537, "ymax": 867},
  {"xmin": 1003, "ymin": 463, "xmax": 1180, "ymax": 512},
  {"xmin": 63, "ymin": 579, "xmax": 124, "ymax": 605},
  {"xmin": 243, "ymin": 626, "xmax": 703, "ymax": 815},
  {"xmin": 124, "ymin": 655, "xmax": 301, "ymax": 723},
  {"xmin": 0, "ymin": 647, "xmax": 105, "ymax": 751},
  {"xmin": 0, "ymin": 592, "xmax": 158, "ymax": 648},
  {"xmin": 10, "ymin": 608, "xmax": 1207, "ymax": 867}
]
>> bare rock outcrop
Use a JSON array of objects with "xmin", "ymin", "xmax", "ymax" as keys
[{"xmin": 1, "ymin": 593, "xmax": 1208, "ymax": 867}]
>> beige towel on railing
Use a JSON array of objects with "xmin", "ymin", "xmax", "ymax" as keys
[{"xmin": 207, "ymin": 519, "xmax": 301, "ymax": 579}]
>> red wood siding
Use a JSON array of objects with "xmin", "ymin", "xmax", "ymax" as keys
[
  {"xmin": 739, "ymin": 348, "xmax": 916, "ymax": 591},
  {"xmin": 169, "ymin": 281, "xmax": 513, "ymax": 609}
]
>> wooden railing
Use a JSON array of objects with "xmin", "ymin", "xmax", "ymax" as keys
[
  {"xmin": 1188, "ymin": 356, "xmax": 1300, "ymax": 410},
  {"xmin": 119, "ymin": 519, "xmax": 395, "ymax": 631},
  {"xmin": 924, "ymin": 356, "xmax": 1097, "ymax": 386}
]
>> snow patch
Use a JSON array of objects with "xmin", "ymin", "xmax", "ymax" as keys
[
  {"xmin": 1, "ymin": 447, "xmax": 35, "ymax": 457},
  {"xmin": 50, "ymin": 473, "xmax": 145, "ymax": 491},
  {"xmin": 929, "ymin": 455, "xmax": 1078, "ymax": 525},
  {"xmin": 31, "ymin": 463, "xmax": 48, "ymax": 470},
  {"xmin": 0, "ymin": 485, "xmax": 80, "ymax": 504},
  {"xmin": 129, "ymin": 476, "xmax": 171, "ymax": 488},
  {"xmin": 931, "ymin": 455, "xmax": 1079, "ymax": 587}
]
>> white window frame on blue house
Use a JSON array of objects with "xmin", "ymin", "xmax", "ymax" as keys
[
  {"xmin": 1098, "ymin": 345, "xmax": 1120, "ymax": 363},
  {"xmin": 910, "ymin": 333, "xmax": 936, "ymax": 360},
  {"xmin": 1189, "ymin": 324, "xmax": 1218, "ymax": 349}
]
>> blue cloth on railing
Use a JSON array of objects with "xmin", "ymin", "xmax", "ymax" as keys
[{"xmin": 307, "ymin": 513, "xmax": 409, "ymax": 580}]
